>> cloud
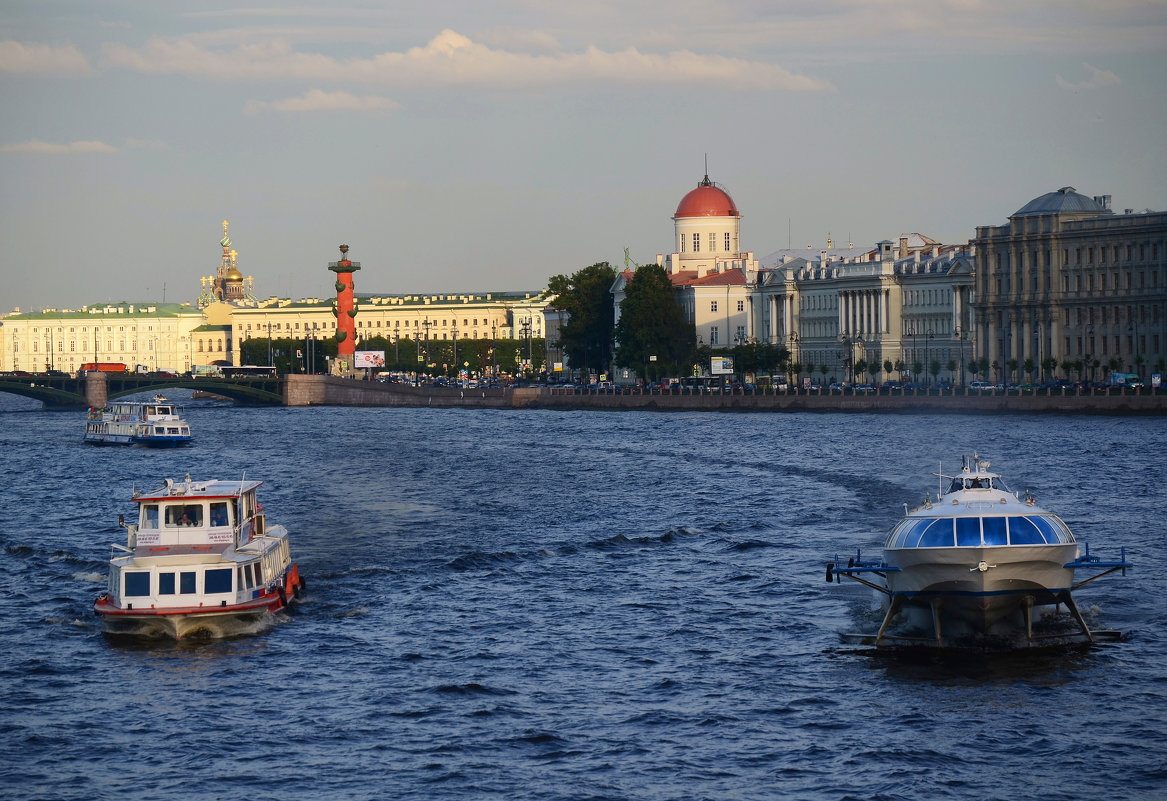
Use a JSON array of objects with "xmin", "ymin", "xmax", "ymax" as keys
[
  {"xmin": 2, "ymin": 140, "xmax": 118, "ymax": 154},
  {"xmin": 0, "ymin": 40, "xmax": 91, "ymax": 74},
  {"xmin": 125, "ymin": 138, "xmax": 169, "ymax": 151},
  {"xmin": 245, "ymin": 89, "xmax": 400, "ymax": 114},
  {"xmin": 1056, "ymin": 62, "xmax": 1121, "ymax": 90},
  {"xmin": 102, "ymin": 29, "xmax": 833, "ymax": 92}
]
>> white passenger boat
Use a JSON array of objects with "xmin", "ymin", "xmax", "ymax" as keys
[
  {"xmin": 94, "ymin": 475, "xmax": 304, "ymax": 638},
  {"xmin": 84, "ymin": 396, "xmax": 192, "ymax": 447},
  {"xmin": 827, "ymin": 454, "xmax": 1129, "ymax": 647}
]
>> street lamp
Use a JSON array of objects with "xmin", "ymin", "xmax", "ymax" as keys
[
  {"xmin": 1087, "ymin": 326, "xmax": 1095, "ymax": 383},
  {"xmin": 955, "ymin": 327, "xmax": 966, "ymax": 388},
  {"xmin": 925, "ymin": 329, "xmax": 934, "ymax": 388},
  {"xmin": 1128, "ymin": 320, "xmax": 1141, "ymax": 376}
]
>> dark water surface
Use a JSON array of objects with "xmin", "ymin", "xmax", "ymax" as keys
[{"xmin": 1, "ymin": 393, "xmax": 1164, "ymax": 800}]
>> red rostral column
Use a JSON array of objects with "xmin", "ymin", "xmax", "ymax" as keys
[{"xmin": 329, "ymin": 244, "xmax": 361, "ymax": 363}]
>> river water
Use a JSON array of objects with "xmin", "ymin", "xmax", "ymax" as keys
[{"xmin": 1, "ymin": 392, "xmax": 1163, "ymax": 800}]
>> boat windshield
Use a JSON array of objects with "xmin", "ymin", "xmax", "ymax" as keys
[
  {"xmin": 947, "ymin": 475, "xmax": 1007, "ymax": 493},
  {"xmin": 166, "ymin": 504, "xmax": 203, "ymax": 527},
  {"xmin": 887, "ymin": 514, "xmax": 1074, "ymax": 548}
]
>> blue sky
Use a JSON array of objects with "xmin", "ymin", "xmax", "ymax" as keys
[{"xmin": 2, "ymin": 1, "xmax": 1164, "ymax": 310}]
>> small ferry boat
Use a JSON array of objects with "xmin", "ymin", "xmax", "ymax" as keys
[
  {"xmin": 84, "ymin": 396, "xmax": 192, "ymax": 447},
  {"xmin": 94, "ymin": 475, "xmax": 304, "ymax": 638},
  {"xmin": 827, "ymin": 454, "xmax": 1129, "ymax": 647}
]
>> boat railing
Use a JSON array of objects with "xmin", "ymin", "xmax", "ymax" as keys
[{"xmin": 1066, "ymin": 544, "xmax": 1131, "ymax": 589}]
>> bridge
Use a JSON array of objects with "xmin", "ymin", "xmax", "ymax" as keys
[{"xmin": 0, "ymin": 371, "xmax": 283, "ymax": 409}]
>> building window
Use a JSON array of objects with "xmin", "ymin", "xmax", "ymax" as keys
[
  {"xmin": 711, "ymin": 301, "xmax": 718, "ymax": 313},
  {"xmin": 724, "ymin": 232, "xmax": 731, "ymax": 252},
  {"xmin": 680, "ymin": 235, "xmax": 685, "ymax": 253},
  {"xmin": 737, "ymin": 300, "xmax": 744, "ymax": 312},
  {"xmin": 710, "ymin": 326, "xmax": 719, "ymax": 345},
  {"xmin": 736, "ymin": 325, "xmax": 746, "ymax": 342},
  {"xmin": 693, "ymin": 233, "xmax": 700, "ymax": 252}
]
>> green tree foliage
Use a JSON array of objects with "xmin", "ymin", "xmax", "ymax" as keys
[
  {"xmin": 548, "ymin": 262, "xmax": 617, "ymax": 376},
  {"xmin": 614, "ymin": 264, "xmax": 695, "ymax": 379}
]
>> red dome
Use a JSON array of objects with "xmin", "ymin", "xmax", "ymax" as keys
[{"xmin": 674, "ymin": 183, "xmax": 740, "ymax": 218}]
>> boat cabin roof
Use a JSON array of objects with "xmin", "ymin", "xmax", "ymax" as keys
[
  {"xmin": 939, "ymin": 454, "xmax": 1011, "ymax": 495},
  {"xmin": 134, "ymin": 476, "xmax": 263, "ymax": 504}
]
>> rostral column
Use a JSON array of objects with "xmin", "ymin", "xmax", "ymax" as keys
[{"xmin": 329, "ymin": 244, "xmax": 361, "ymax": 369}]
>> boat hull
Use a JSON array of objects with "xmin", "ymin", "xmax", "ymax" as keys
[
  {"xmin": 885, "ymin": 544, "xmax": 1078, "ymax": 631},
  {"xmin": 131, "ymin": 434, "xmax": 192, "ymax": 447},
  {"xmin": 95, "ymin": 587, "xmax": 295, "ymax": 639}
]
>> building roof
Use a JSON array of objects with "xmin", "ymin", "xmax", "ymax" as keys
[
  {"xmin": 672, "ymin": 268, "xmax": 747, "ymax": 287},
  {"xmin": 1012, "ymin": 186, "xmax": 1111, "ymax": 218},
  {"xmin": 674, "ymin": 176, "xmax": 740, "ymax": 219}
]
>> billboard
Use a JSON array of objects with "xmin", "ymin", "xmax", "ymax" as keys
[
  {"xmin": 354, "ymin": 350, "xmax": 386, "ymax": 368},
  {"xmin": 711, "ymin": 356, "xmax": 734, "ymax": 375}
]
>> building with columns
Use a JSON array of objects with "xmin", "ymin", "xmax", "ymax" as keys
[
  {"xmin": 1, "ymin": 222, "xmax": 551, "ymax": 375},
  {"xmin": 655, "ymin": 174, "xmax": 760, "ymax": 349},
  {"xmin": 755, "ymin": 236, "xmax": 974, "ymax": 383},
  {"xmin": 622, "ymin": 174, "xmax": 975, "ymax": 384},
  {"xmin": 973, "ymin": 187, "xmax": 1167, "ymax": 382}
]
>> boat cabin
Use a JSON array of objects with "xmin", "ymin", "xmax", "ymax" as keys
[{"xmin": 132, "ymin": 477, "xmax": 266, "ymax": 548}]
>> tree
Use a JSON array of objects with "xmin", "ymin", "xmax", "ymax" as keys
[
  {"xmin": 946, "ymin": 359, "xmax": 957, "ymax": 385},
  {"xmin": 548, "ymin": 262, "xmax": 617, "ymax": 378},
  {"xmin": 614, "ymin": 264, "xmax": 696, "ymax": 380},
  {"xmin": 854, "ymin": 358, "xmax": 868, "ymax": 384},
  {"xmin": 1042, "ymin": 357, "xmax": 1059, "ymax": 383},
  {"xmin": 1022, "ymin": 357, "xmax": 1036, "ymax": 384}
]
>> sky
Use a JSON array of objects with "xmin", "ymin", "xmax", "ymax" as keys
[{"xmin": 2, "ymin": 1, "xmax": 1165, "ymax": 311}]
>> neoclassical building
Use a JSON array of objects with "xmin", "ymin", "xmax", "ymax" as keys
[
  {"xmin": 619, "ymin": 175, "xmax": 975, "ymax": 383},
  {"xmin": 756, "ymin": 236, "xmax": 975, "ymax": 382},
  {"xmin": 620, "ymin": 177, "xmax": 1164, "ymax": 386},
  {"xmin": 972, "ymin": 187, "xmax": 1167, "ymax": 379},
  {"xmin": 0, "ymin": 221, "xmax": 550, "ymax": 375}
]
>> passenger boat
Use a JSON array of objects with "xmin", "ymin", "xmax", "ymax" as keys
[
  {"xmin": 84, "ymin": 396, "xmax": 192, "ymax": 447},
  {"xmin": 827, "ymin": 454, "xmax": 1129, "ymax": 647},
  {"xmin": 94, "ymin": 475, "xmax": 304, "ymax": 638}
]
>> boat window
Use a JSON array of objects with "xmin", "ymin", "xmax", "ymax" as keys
[
  {"xmin": 180, "ymin": 571, "xmax": 196, "ymax": 594},
  {"xmin": 982, "ymin": 517, "xmax": 1007, "ymax": 546},
  {"xmin": 252, "ymin": 563, "xmax": 263, "ymax": 585},
  {"xmin": 124, "ymin": 572, "xmax": 151, "ymax": 597},
  {"xmin": 141, "ymin": 504, "xmax": 159, "ymax": 529},
  {"xmin": 901, "ymin": 518, "xmax": 936, "ymax": 548},
  {"xmin": 159, "ymin": 572, "xmax": 175, "ymax": 594},
  {"xmin": 886, "ymin": 520, "xmax": 912, "ymax": 548},
  {"xmin": 167, "ymin": 505, "xmax": 203, "ymax": 527},
  {"xmin": 210, "ymin": 502, "xmax": 230, "ymax": 527},
  {"xmin": 1030, "ymin": 515, "xmax": 1073, "ymax": 544},
  {"xmin": 242, "ymin": 565, "xmax": 253, "ymax": 589},
  {"xmin": 955, "ymin": 517, "xmax": 981, "ymax": 546},
  {"xmin": 1008, "ymin": 516, "xmax": 1045, "ymax": 545},
  {"xmin": 204, "ymin": 568, "xmax": 232, "ymax": 594},
  {"xmin": 918, "ymin": 518, "xmax": 955, "ymax": 547}
]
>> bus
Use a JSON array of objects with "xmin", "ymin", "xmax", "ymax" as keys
[
  {"xmin": 219, "ymin": 365, "xmax": 277, "ymax": 378},
  {"xmin": 80, "ymin": 362, "xmax": 128, "ymax": 373}
]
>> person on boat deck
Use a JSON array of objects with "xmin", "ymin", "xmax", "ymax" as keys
[{"xmin": 211, "ymin": 505, "xmax": 227, "ymax": 526}]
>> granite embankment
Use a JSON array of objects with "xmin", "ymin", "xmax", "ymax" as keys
[{"xmin": 283, "ymin": 375, "xmax": 1167, "ymax": 414}]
